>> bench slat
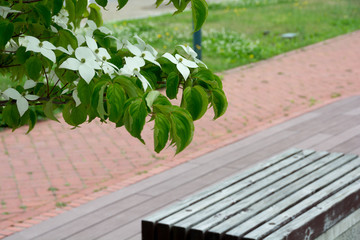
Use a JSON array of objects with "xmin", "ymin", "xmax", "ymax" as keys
[
  {"xmin": 176, "ymin": 152, "xmax": 343, "ymax": 240},
  {"xmin": 156, "ymin": 150, "xmax": 318, "ymax": 239},
  {"xmin": 142, "ymin": 148, "xmax": 302, "ymax": 240},
  {"xmin": 238, "ymin": 154, "xmax": 360, "ymax": 240},
  {"xmin": 170, "ymin": 151, "xmax": 332, "ymax": 239},
  {"xmin": 263, "ymin": 179, "xmax": 360, "ymax": 240},
  {"xmin": 220, "ymin": 153, "xmax": 358, "ymax": 240}
]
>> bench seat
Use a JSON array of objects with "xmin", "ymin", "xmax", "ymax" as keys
[{"xmin": 142, "ymin": 148, "xmax": 360, "ymax": 240}]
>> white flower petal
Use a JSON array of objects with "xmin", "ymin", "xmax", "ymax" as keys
[
  {"xmin": 76, "ymin": 34, "xmax": 86, "ymax": 46},
  {"xmin": 24, "ymin": 80, "xmax": 36, "ymax": 89},
  {"xmin": 56, "ymin": 46, "xmax": 70, "ymax": 54},
  {"xmin": 86, "ymin": 20, "xmax": 97, "ymax": 30},
  {"xmin": 16, "ymin": 97, "xmax": 28, "ymax": 117},
  {"xmin": 181, "ymin": 58, "xmax": 198, "ymax": 68},
  {"xmin": 179, "ymin": 45, "xmax": 197, "ymax": 58},
  {"xmin": 163, "ymin": 53, "xmax": 178, "ymax": 64},
  {"xmin": 135, "ymin": 72, "xmax": 151, "ymax": 91},
  {"xmin": 85, "ymin": 59, "xmax": 101, "ymax": 70},
  {"xmin": 25, "ymin": 94, "xmax": 39, "ymax": 101},
  {"xmin": 26, "ymin": 42, "xmax": 41, "ymax": 53},
  {"xmin": 126, "ymin": 41, "xmax": 142, "ymax": 56},
  {"xmin": 42, "ymin": 41, "xmax": 56, "ymax": 50},
  {"xmin": 85, "ymin": 36, "xmax": 98, "ymax": 51},
  {"xmin": 125, "ymin": 56, "xmax": 145, "ymax": 70},
  {"xmin": 72, "ymin": 89, "xmax": 81, "ymax": 107},
  {"xmin": 75, "ymin": 47, "xmax": 96, "ymax": 61},
  {"xmin": 3, "ymin": 88, "xmax": 22, "ymax": 100},
  {"xmin": 120, "ymin": 65, "xmax": 134, "ymax": 76},
  {"xmin": 79, "ymin": 64, "xmax": 95, "ymax": 83},
  {"xmin": 51, "ymin": 25, "xmax": 58, "ymax": 33},
  {"xmin": 143, "ymin": 51, "xmax": 160, "ymax": 67},
  {"xmin": 98, "ymin": 48, "xmax": 111, "ymax": 60},
  {"xmin": 98, "ymin": 26, "xmax": 112, "ymax": 35},
  {"xmin": 177, "ymin": 63, "xmax": 190, "ymax": 80},
  {"xmin": 59, "ymin": 58, "xmax": 81, "ymax": 70},
  {"xmin": 40, "ymin": 48, "xmax": 56, "ymax": 62},
  {"xmin": 25, "ymin": 36, "xmax": 40, "ymax": 45}
]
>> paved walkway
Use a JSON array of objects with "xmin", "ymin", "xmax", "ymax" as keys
[{"xmin": 0, "ymin": 25, "xmax": 360, "ymax": 240}]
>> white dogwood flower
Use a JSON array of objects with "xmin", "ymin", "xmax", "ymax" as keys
[
  {"xmin": 162, "ymin": 53, "xmax": 198, "ymax": 80},
  {"xmin": 24, "ymin": 36, "xmax": 56, "ymax": 63},
  {"xmin": 2, "ymin": 88, "xmax": 39, "ymax": 117},
  {"xmin": 0, "ymin": 6, "xmax": 20, "ymax": 19},
  {"xmin": 120, "ymin": 56, "xmax": 151, "ymax": 90},
  {"xmin": 56, "ymin": 45, "xmax": 74, "ymax": 55},
  {"xmin": 125, "ymin": 40, "xmax": 160, "ymax": 67},
  {"xmin": 52, "ymin": 9, "xmax": 69, "ymax": 28},
  {"xmin": 178, "ymin": 44, "xmax": 207, "ymax": 68},
  {"xmin": 85, "ymin": 36, "xmax": 110, "ymax": 61},
  {"xmin": 85, "ymin": 20, "xmax": 112, "ymax": 37},
  {"xmin": 59, "ymin": 47, "xmax": 101, "ymax": 83},
  {"xmin": 134, "ymin": 35, "xmax": 158, "ymax": 57}
]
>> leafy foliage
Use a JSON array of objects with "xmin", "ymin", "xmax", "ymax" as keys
[{"xmin": 0, "ymin": 0, "xmax": 227, "ymax": 154}]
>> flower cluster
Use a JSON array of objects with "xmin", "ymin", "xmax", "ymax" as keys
[{"xmin": 0, "ymin": 0, "xmax": 226, "ymax": 153}]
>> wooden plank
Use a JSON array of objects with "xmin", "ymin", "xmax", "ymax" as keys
[
  {"xmin": 263, "ymin": 176, "xmax": 360, "ymax": 240},
  {"xmin": 315, "ymin": 125, "xmax": 360, "ymax": 150},
  {"xmin": 169, "ymin": 151, "xmax": 333, "ymax": 240},
  {"xmin": 34, "ymin": 194, "xmax": 151, "ymax": 240},
  {"xmin": 155, "ymin": 150, "xmax": 316, "ymax": 240},
  {"xmin": 175, "ymin": 152, "xmax": 342, "ymax": 240},
  {"xmin": 218, "ymin": 154, "xmax": 356, "ymax": 240},
  {"xmin": 141, "ymin": 148, "xmax": 302, "ymax": 240},
  {"xmin": 239, "ymin": 155, "xmax": 360, "ymax": 240}
]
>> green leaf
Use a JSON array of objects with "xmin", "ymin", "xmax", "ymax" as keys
[
  {"xmin": 16, "ymin": 46, "xmax": 31, "ymax": 64},
  {"xmin": 91, "ymin": 80, "xmax": 107, "ymax": 118},
  {"xmin": 155, "ymin": 0, "xmax": 164, "ymax": 7},
  {"xmin": 27, "ymin": 109, "xmax": 37, "ymax": 134},
  {"xmin": 124, "ymin": 98, "xmax": 147, "ymax": 143},
  {"xmin": 25, "ymin": 57, "xmax": 42, "ymax": 80},
  {"xmin": 88, "ymin": 3, "xmax": 103, "ymax": 27},
  {"xmin": 70, "ymin": 104, "xmax": 87, "ymax": 126},
  {"xmin": 169, "ymin": 106, "xmax": 194, "ymax": 154},
  {"xmin": 182, "ymin": 86, "xmax": 208, "ymax": 120},
  {"xmin": 114, "ymin": 76, "xmax": 140, "ymax": 98},
  {"xmin": 154, "ymin": 113, "xmax": 170, "ymax": 153},
  {"xmin": 62, "ymin": 101, "xmax": 74, "ymax": 126},
  {"xmin": 75, "ymin": 0, "xmax": 88, "ymax": 19},
  {"xmin": 117, "ymin": 0, "xmax": 128, "ymax": 10},
  {"xmin": 166, "ymin": 72, "xmax": 180, "ymax": 99},
  {"xmin": 77, "ymin": 79, "xmax": 91, "ymax": 106},
  {"xmin": 3, "ymin": 104, "xmax": 20, "ymax": 129},
  {"xmin": 97, "ymin": 84, "xmax": 107, "ymax": 119},
  {"xmin": 96, "ymin": 0, "xmax": 108, "ymax": 8},
  {"xmin": 65, "ymin": 0, "xmax": 76, "ymax": 23},
  {"xmin": 107, "ymin": 83, "xmax": 126, "ymax": 123},
  {"xmin": 57, "ymin": 29, "xmax": 78, "ymax": 49},
  {"xmin": 211, "ymin": 89, "xmax": 228, "ymax": 119},
  {"xmin": 53, "ymin": 0, "xmax": 64, "ymax": 15},
  {"xmin": 44, "ymin": 100, "xmax": 60, "ymax": 122},
  {"xmin": 145, "ymin": 90, "xmax": 160, "ymax": 110},
  {"xmin": 35, "ymin": 4, "xmax": 52, "ymax": 28},
  {"xmin": 0, "ymin": 20, "xmax": 14, "ymax": 50},
  {"xmin": 191, "ymin": 0, "xmax": 208, "ymax": 32}
]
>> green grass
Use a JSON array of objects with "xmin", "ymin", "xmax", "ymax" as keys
[{"xmin": 106, "ymin": 0, "xmax": 360, "ymax": 72}]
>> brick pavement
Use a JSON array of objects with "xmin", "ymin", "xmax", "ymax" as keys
[{"xmin": 0, "ymin": 31, "xmax": 360, "ymax": 238}]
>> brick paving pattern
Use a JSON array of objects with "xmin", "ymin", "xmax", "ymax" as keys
[{"xmin": 0, "ymin": 31, "xmax": 359, "ymax": 238}]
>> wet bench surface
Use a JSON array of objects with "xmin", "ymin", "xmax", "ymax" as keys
[{"xmin": 142, "ymin": 148, "xmax": 360, "ymax": 240}]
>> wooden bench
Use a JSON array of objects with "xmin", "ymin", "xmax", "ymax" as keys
[{"xmin": 141, "ymin": 148, "xmax": 360, "ymax": 240}]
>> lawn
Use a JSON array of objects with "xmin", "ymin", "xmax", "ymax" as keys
[{"xmin": 106, "ymin": 0, "xmax": 360, "ymax": 72}]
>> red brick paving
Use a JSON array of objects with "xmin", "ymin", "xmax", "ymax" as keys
[{"xmin": 0, "ymin": 31, "xmax": 360, "ymax": 238}]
